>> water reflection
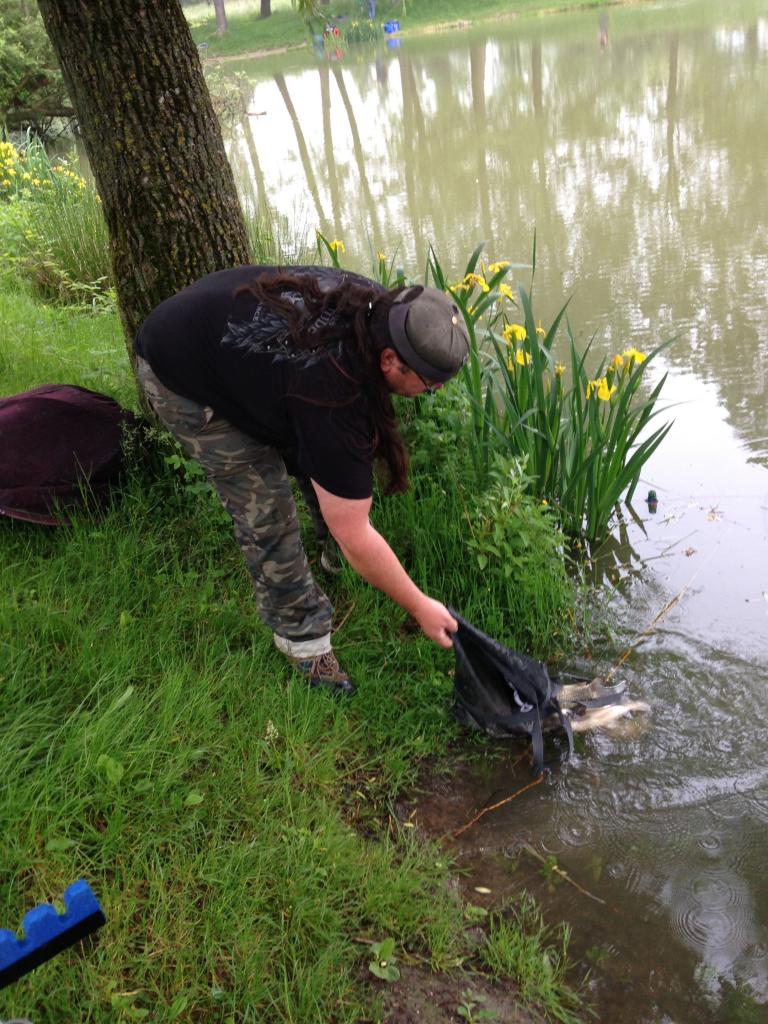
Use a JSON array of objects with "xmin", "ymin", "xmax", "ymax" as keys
[
  {"xmin": 331, "ymin": 65, "xmax": 383, "ymax": 243},
  {"xmin": 318, "ymin": 66, "xmax": 343, "ymax": 233},
  {"xmin": 272, "ymin": 71, "xmax": 327, "ymax": 231}
]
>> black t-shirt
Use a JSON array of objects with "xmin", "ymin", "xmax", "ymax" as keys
[{"xmin": 135, "ymin": 266, "xmax": 385, "ymax": 499}]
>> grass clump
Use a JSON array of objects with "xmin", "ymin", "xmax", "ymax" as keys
[
  {"xmin": 480, "ymin": 895, "xmax": 588, "ymax": 1024},
  {"xmin": 0, "ymin": 136, "xmax": 314, "ymax": 310},
  {"xmin": 378, "ymin": 391, "xmax": 576, "ymax": 661},
  {"xmin": 1, "ymin": 481, "xmax": 462, "ymax": 1021}
]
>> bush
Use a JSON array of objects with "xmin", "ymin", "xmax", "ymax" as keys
[
  {"xmin": 0, "ymin": 1, "xmax": 68, "ymax": 130},
  {"xmin": 380, "ymin": 387, "xmax": 577, "ymax": 660}
]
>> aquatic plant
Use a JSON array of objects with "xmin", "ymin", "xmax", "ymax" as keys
[
  {"xmin": 425, "ymin": 243, "xmax": 528, "ymax": 489},
  {"xmin": 426, "ymin": 244, "xmax": 673, "ymax": 543}
]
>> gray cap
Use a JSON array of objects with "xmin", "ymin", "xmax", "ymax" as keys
[{"xmin": 388, "ymin": 286, "xmax": 470, "ymax": 383}]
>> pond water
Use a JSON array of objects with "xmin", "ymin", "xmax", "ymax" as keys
[{"xmin": 223, "ymin": 1, "xmax": 768, "ymax": 1018}]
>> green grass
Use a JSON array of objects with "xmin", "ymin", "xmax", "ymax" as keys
[
  {"xmin": 0, "ymin": 278, "xmax": 128, "ymax": 397},
  {"xmin": 481, "ymin": 895, "xmax": 588, "ymax": 1024},
  {"xmin": 188, "ymin": 0, "xmax": 633, "ymax": 59},
  {"xmin": 190, "ymin": 4, "xmax": 310, "ymax": 57},
  {"xmin": 1, "ymin": 514, "xmax": 462, "ymax": 1020},
  {"xmin": 0, "ymin": 275, "xmax": 585, "ymax": 1021}
]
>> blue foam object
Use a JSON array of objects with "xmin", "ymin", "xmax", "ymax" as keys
[{"xmin": 0, "ymin": 880, "xmax": 105, "ymax": 989}]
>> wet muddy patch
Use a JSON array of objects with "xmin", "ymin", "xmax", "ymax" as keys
[
  {"xmin": 381, "ymin": 963, "xmax": 536, "ymax": 1024},
  {"xmin": 397, "ymin": 751, "xmax": 761, "ymax": 1024}
]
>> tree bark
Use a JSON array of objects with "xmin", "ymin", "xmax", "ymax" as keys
[
  {"xmin": 213, "ymin": 0, "xmax": 228, "ymax": 35},
  {"xmin": 260, "ymin": 0, "xmax": 272, "ymax": 19},
  {"xmin": 36, "ymin": 0, "xmax": 250, "ymax": 367}
]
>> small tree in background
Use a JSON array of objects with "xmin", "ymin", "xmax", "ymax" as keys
[
  {"xmin": 213, "ymin": 0, "xmax": 229, "ymax": 34},
  {"xmin": 0, "ymin": 0, "xmax": 70, "ymax": 130}
]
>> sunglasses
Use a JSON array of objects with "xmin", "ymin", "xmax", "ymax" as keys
[{"xmin": 410, "ymin": 367, "xmax": 442, "ymax": 394}]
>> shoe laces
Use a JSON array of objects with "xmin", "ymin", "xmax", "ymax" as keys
[{"xmin": 312, "ymin": 651, "xmax": 340, "ymax": 677}]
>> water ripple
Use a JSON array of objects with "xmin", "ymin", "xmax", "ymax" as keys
[{"xmin": 665, "ymin": 867, "xmax": 751, "ymax": 960}]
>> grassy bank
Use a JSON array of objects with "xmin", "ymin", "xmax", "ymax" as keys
[
  {"xmin": 188, "ymin": 0, "xmax": 628, "ymax": 60},
  {"xmin": 0, "ymin": 248, "xmax": 589, "ymax": 1022}
]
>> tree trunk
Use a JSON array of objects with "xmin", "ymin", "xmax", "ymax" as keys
[
  {"xmin": 213, "ymin": 0, "xmax": 228, "ymax": 35},
  {"xmin": 260, "ymin": 0, "xmax": 271, "ymax": 19},
  {"xmin": 36, "ymin": 0, "xmax": 250, "ymax": 368}
]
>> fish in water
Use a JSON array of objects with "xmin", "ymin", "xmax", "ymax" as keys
[
  {"xmin": 564, "ymin": 699, "xmax": 652, "ymax": 733},
  {"xmin": 550, "ymin": 677, "xmax": 651, "ymax": 733},
  {"xmin": 557, "ymin": 677, "xmax": 627, "ymax": 706}
]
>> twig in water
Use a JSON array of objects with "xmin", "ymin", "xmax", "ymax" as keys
[
  {"xmin": 603, "ymin": 555, "xmax": 712, "ymax": 684},
  {"xmin": 450, "ymin": 776, "xmax": 544, "ymax": 840},
  {"xmin": 519, "ymin": 843, "xmax": 606, "ymax": 906}
]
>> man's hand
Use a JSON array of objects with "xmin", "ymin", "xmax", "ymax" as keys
[{"xmin": 412, "ymin": 597, "xmax": 457, "ymax": 648}]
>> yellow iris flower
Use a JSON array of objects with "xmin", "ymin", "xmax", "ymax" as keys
[
  {"xmin": 622, "ymin": 347, "xmax": 647, "ymax": 365},
  {"xmin": 488, "ymin": 260, "xmax": 510, "ymax": 273},
  {"xmin": 498, "ymin": 283, "xmax": 515, "ymax": 301},
  {"xmin": 463, "ymin": 272, "xmax": 490, "ymax": 293},
  {"xmin": 586, "ymin": 377, "xmax": 617, "ymax": 401},
  {"xmin": 503, "ymin": 323, "xmax": 527, "ymax": 344},
  {"xmin": 329, "ymin": 239, "xmax": 346, "ymax": 254}
]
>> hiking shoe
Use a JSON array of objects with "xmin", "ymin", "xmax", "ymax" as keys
[
  {"xmin": 291, "ymin": 650, "xmax": 355, "ymax": 697},
  {"xmin": 319, "ymin": 534, "xmax": 344, "ymax": 575}
]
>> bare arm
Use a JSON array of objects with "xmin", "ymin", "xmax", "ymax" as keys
[{"xmin": 312, "ymin": 480, "xmax": 457, "ymax": 648}]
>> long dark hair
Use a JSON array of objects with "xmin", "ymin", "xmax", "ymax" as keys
[{"xmin": 236, "ymin": 269, "xmax": 409, "ymax": 495}]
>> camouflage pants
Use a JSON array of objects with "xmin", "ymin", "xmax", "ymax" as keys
[{"xmin": 136, "ymin": 357, "xmax": 333, "ymax": 657}]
